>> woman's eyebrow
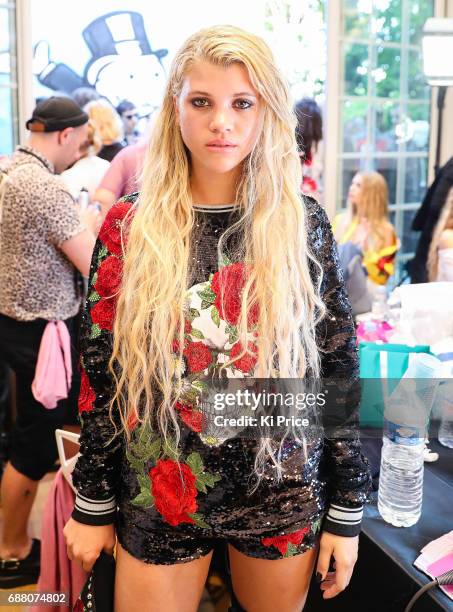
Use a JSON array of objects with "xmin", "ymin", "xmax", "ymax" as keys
[{"xmin": 187, "ymin": 90, "xmax": 257, "ymax": 97}]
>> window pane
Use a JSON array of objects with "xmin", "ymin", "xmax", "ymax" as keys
[
  {"xmin": 408, "ymin": 49, "xmax": 429, "ymax": 100},
  {"xmin": 340, "ymin": 158, "xmax": 362, "ymax": 208},
  {"xmin": 371, "ymin": 158, "xmax": 398, "ymax": 205},
  {"xmin": 375, "ymin": 101, "xmax": 400, "ymax": 153},
  {"xmin": 342, "ymin": 100, "xmax": 368, "ymax": 153},
  {"xmin": 375, "ymin": 46, "xmax": 401, "ymax": 98},
  {"xmin": 343, "ymin": 0, "xmax": 371, "ymax": 38},
  {"xmin": 0, "ymin": 7, "xmax": 11, "ymax": 77},
  {"xmin": 0, "ymin": 86, "xmax": 14, "ymax": 155},
  {"xmin": 409, "ymin": 0, "xmax": 435, "ymax": 45},
  {"xmin": 343, "ymin": 43, "xmax": 369, "ymax": 96},
  {"xmin": 373, "ymin": 0, "xmax": 402, "ymax": 43},
  {"xmin": 405, "ymin": 103, "xmax": 430, "ymax": 152},
  {"xmin": 401, "ymin": 208, "xmax": 420, "ymax": 254},
  {"xmin": 404, "ymin": 157, "xmax": 428, "ymax": 204}
]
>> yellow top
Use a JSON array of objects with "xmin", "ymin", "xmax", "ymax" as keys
[{"xmin": 333, "ymin": 213, "xmax": 399, "ymax": 285}]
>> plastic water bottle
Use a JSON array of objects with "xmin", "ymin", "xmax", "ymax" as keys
[
  {"xmin": 378, "ymin": 354, "xmax": 440, "ymax": 527},
  {"xmin": 437, "ymin": 381, "xmax": 453, "ymax": 448}
]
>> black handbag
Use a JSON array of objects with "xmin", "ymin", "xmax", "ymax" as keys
[{"xmin": 73, "ymin": 551, "xmax": 115, "ymax": 612}]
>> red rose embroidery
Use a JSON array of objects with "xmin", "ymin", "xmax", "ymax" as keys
[
  {"xmin": 91, "ymin": 298, "xmax": 116, "ymax": 331},
  {"xmin": 94, "ymin": 255, "xmax": 123, "ymax": 298},
  {"xmin": 230, "ymin": 341, "xmax": 258, "ymax": 373},
  {"xmin": 78, "ymin": 368, "xmax": 95, "ymax": 413},
  {"xmin": 127, "ymin": 411, "xmax": 139, "ymax": 431},
  {"xmin": 175, "ymin": 401, "xmax": 203, "ymax": 433},
  {"xmin": 149, "ymin": 459, "xmax": 198, "ymax": 526},
  {"xmin": 183, "ymin": 342, "xmax": 213, "ymax": 373},
  {"xmin": 99, "ymin": 200, "xmax": 134, "ymax": 256},
  {"xmin": 261, "ymin": 527, "xmax": 310, "ymax": 556},
  {"xmin": 211, "ymin": 263, "xmax": 259, "ymax": 328}
]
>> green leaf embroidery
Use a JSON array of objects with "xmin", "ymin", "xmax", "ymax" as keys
[
  {"xmin": 125, "ymin": 450, "xmax": 144, "ymax": 472},
  {"xmin": 90, "ymin": 324, "xmax": 101, "ymax": 339},
  {"xmin": 185, "ymin": 452, "xmax": 204, "ymax": 476},
  {"xmin": 188, "ymin": 512, "xmax": 210, "ymax": 530},
  {"xmin": 195, "ymin": 478, "xmax": 208, "ymax": 494},
  {"xmin": 191, "ymin": 380, "xmax": 208, "ymax": 392},
  {"xmin": 201, "ymin": 472, "xmax": 221, "ymax": 488},
  {"xmin": 98, "ymin": 245, "xmax": 108, "ymax": 261},
  {"xmin": 148, "ymin": 438, "xmax": 162, "ymax": 461},
  {"xmin": 137, "ymin": 474, "xmax": 150, "ymax": 489},
  {"xmin": 190, "ymin": 327, "xmax": 205, "ymax": 340},
  {"xmin": 220, "ymin": 254, "xmax": 232, "ymax": 267},
  {"xmin": 311, "ymin": 519, "xmax": 322, "ymax": 534},
  {"xmin": 92, "ymin": 272, "xmax": 98, "ymax": 285},
  {"xmin": 88, "ymin": 290, "xmax": 100, "ymax": 302},
  {"xmin": 131, "ymin": 490, "xmax": 154, "ymax": 508},
  {"xmin": 284, "ymin": 542, "xmax": 299, "ymax": 558},
  {"xmin": 201, "ymin": 300, "xmax": 212, "ymax": 310},
  {"xmin": 162, "ymin": 438, "xmax": 179, "ymax": 461},
  {"xmin": 197, "ymin": 288, "xmax": 216, "ymax": 303},
  {"xmin": 211, "ymin": 307, "xmax": 220, "ymax": 327},
  {"xmin": 188, "ymin": 308, "xmax": 200, "ymax": 321}
]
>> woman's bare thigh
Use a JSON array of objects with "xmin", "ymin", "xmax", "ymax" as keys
[
  {"xmin": 114, "ymin": 542, "xmax": 213, "ymax": 612},
  {"xmin": 228, "ymin": 543, "xmax": 318, "ymax": 612}
]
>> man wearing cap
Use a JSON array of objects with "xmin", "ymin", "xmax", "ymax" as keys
[{"xmin": 0, "ymin": 97, "xmax": 99, "ymax": 587}]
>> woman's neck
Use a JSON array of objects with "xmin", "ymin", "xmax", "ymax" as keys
[{"xmin": 190, "ymin": 167, "xmax": 239, "ymax": 205}]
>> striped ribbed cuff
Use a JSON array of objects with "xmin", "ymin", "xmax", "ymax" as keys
[
  {"xmin": 72, "ymin": 493, "xmax": 117, "ymax": 526},
  {"xmin": 322, "ymin": 504, "xmax": 363, "ymax": 537}
]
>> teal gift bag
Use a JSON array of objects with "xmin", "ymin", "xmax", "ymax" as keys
[{"xmin": 359, "ymin": 342, "xmax": 432, "ymax": 427}]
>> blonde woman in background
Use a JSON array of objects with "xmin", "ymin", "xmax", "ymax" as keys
[
  {"xmin": 84, "ymin": 99, "xmax": 124, "ymax": 162},
  {"xmin": 60, "ymin": 121, "xmax": 110, "ymax": 201},
  {"xmin": 334, "ymin": 171, "xmax": 399, "ymax": 287},
  {"xmin": 427, "ymin": 187, "xmax": 453, "ymax": 281},
  {"xmin": 64, "ymin": 26, "xmax": 370, "ymax": 612}
]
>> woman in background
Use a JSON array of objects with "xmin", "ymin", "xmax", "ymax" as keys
[
  {"xmin": 60, "ymin": 121, "xmax": 110, "ymax": 201},
  {"xmin": 294, "ymin": 97, "xmax": 323, "ymax": 201},
  {"xmin": 334, "ymin": 171, "xmax": 398, "ymax": 288},
  {"xmin": 84, "ymin": 99, "xmax": 124, "ymax": 162},
  {"xmin": 427, "ymin": 187, "xmax": 453, "ymax": 281}
]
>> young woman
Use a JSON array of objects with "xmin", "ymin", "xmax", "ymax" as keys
[
  {"xmin": 334, "ymin": 171, "xmax": 399, "ymax": 287},
  {"xmin": 294, "ymin": 97, "xmax": 323, "ymax": 201},
  {"xmin": 84, "ymin": 99, "xmax": 124, "ymax": 162},
  {"xmin": 427, "ymin": 187, "xmax": 453, "ymax": 281},
  {"xmin": 64, "ymin": 26, "xmax": 371, "ymax": 612}
]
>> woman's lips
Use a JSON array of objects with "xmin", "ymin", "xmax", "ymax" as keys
[{"xmin": 206, "ymin": 143, "xmax": 238, "ymax": 152}]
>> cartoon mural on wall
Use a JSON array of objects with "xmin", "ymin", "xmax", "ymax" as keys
[{"xmin": 33, "ymin": 11, "xmax": 168, "ymax": 110}]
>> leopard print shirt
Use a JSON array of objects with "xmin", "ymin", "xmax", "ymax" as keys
[{"xmin": 0, "ymin": 146, "xmax": 85, "ymax": 321}]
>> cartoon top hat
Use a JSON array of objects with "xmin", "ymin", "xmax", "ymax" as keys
[{"xmin": 82, "ymin": 11, "xmax": 168, "ymax": 85}]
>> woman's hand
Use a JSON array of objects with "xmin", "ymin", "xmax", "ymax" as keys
[
  {"xmin": 63, "ymin": 518, "xmax": 116, "ymax": 572},
  {"xmin": 316, "ymin": 531, "xmax": 358, "ymax": 599}
]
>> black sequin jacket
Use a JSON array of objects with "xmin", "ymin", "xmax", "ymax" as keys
[{"xmin": 71, "ymin": 194, "xmax": 371, "ymax": 537}]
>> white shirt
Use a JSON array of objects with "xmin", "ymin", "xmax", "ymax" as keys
[{"xmin": 60, "ymin": 155, "xmax": 110, "ymax": 200}]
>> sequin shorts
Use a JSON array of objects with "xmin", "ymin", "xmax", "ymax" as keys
[{"xmin": 116, "ymin": 434, "xmax": 326, "ymax": 565}]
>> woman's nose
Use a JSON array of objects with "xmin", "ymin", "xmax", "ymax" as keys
[{"xmin": 209, "ymin": 110, "xmax": 233, "ymax": 133}]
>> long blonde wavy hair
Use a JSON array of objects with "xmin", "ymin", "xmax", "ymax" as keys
[
  {"xmin": 350, "ymin": 171, "xmax": 394, "ymax": 250},
  {"xmin": 109, "ymin": 25, "xmax": 325, "ymax": 482},
  {"xmin": 427, "ymin": 187, "xmax": 453, "ymax": 281}
]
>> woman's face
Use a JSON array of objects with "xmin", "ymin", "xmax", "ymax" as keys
[
  {"xmin": 348, "ymin": 173, "xmax": 363, "ymax": 209},
  {"xmin": 174, "ymin": 60, "xmax": 262, "ymax": 179}
]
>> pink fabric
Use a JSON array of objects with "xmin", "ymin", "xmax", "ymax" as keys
[
  {"xmin": 31, "ymin": 470, "xmax": 88, "ymax": 612},
  {"xmin": 32, "ymin": 320, "xmax": 72, "ymax": 409},
  {"xmin": 98, "ymin": 142, "xmax": 147, "ymax": 198}
]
